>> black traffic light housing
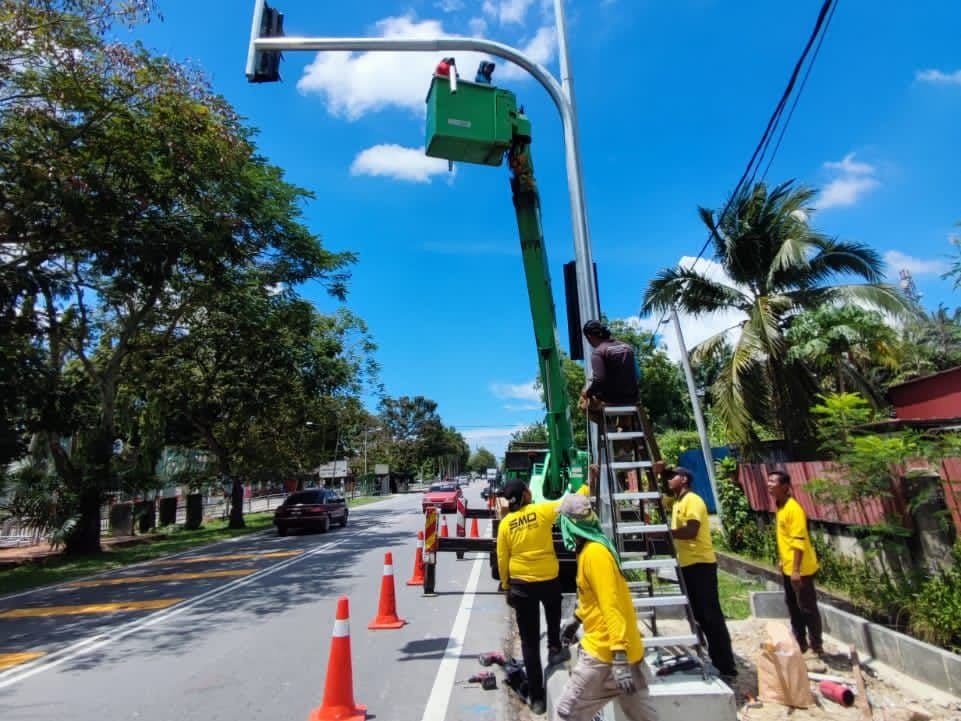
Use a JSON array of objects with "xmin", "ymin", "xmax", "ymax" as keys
[{"xmin": 249, "ymin": 3, "xmax": 284, "ymax": 83}]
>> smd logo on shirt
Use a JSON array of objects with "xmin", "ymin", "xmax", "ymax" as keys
[{"xmin": 509, "ymin": 511, "xmax": 539, "ymax": 532}]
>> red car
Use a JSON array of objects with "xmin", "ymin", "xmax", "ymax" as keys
[
  {"xmin": 422, "ymin": 482, "xmax": 462, "ymax": 514},
  {"xmin": 274, "ymin": 489, "xmax": 348, "ymax": 535}
]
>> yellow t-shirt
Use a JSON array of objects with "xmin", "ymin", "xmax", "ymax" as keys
[
  {"xmin": 575, "ymin": 541, "xmax": 644, "ymax": 664},
  {"xmin": 496, "ymin": 500, "xmax": 560, "ymax": 589},
  {"xmin": 670, "ymin": 491, "xmax": 716, "ymax": 567},
  {"xmin": 776, "ymin": 497, "xmax": 819, "ymax": 576}
]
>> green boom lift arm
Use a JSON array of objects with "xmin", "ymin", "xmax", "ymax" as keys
[{"xmin": 424, "ymin": 66, "xmax": 582, "ymax": 501}]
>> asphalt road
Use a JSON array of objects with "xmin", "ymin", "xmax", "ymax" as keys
[{"xmin": 0, "ymin": 482, "xmax": 511, "ymax": 721}]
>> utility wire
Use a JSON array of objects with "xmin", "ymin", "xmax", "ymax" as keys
[{"xmin": 646, "ymin": 0, "xmax": 837, "ymax": 347}]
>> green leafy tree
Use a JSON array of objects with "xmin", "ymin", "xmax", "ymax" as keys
[
  {"xmin": 786, "ymin": 305, "xmax": 901, "ymax": 406},
  {"xmin": 642, "ymin": 180, "xmax": 909, "ymax": 453},
  {"xmin": 510, "ymin": 423, "xmax": 549, "ymax": 445},
  {"xmin": 896, "ymin": 305, "xmax": 961, "ymax": 381},
  {"xmin": 1, "ymin": 0, "xmax": 352, "ymax": 548},
  {"xmin": 468, "ymin": 447, "xmax": 497, "ymax": 473},
  {"xmin": 139, "ymin": 277, "xmax": 366, "ymax": 528}
]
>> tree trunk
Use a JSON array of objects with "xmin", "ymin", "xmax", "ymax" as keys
[
  {"xmin": 65, "ymin": 486, "xmax": 104, "ymax": 554},
  {"xmin": 229, "ymin": 477, "xmax": 245, "ymax": 529}
]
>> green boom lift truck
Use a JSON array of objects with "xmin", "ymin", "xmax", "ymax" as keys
[{"xmin": 419, "ymin": 61, "xmax": 589, "ymax": 593}]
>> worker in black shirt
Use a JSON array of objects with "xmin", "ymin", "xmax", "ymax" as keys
[{"xmin": 580, "ymin": 321, "xmax": 639, "ymax": 407}]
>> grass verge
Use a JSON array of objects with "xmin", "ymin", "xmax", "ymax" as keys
[
  {"xmin": 718, "ymin": 568, "xmax": 766, "ymax": 620},
  {"xmin": 0, "ymin": 512, "xmax": 274, "ymax": 597},
  {"xmin": 347, "ymin": 495, "xmax": 389, "ymax": 508}
]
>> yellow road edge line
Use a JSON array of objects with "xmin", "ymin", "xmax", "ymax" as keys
[
  {"xmin": 64, "ymin": 569, "xmax": 256, "ymax": 588},
  {"xmin": 0, "ymin": 652, "xmax": 44, "ymax": 671},
  {"xmin": 0, "ymin": 598, "xmax": 183, "ymax": 619},
  {"xmin": 147, "ymin": 550, "xmax": 303, "ymax": 565}
]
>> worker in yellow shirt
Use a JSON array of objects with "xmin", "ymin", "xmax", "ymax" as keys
[
  {"xmin": 553, "ymin": 494, "xmax": 656, "ymax": 721},
  {"xmin": 767, "ymin": 469, "xmax": 823, "ymax": 655},
  {"xmin": 668, "ymin": 467, "xmax": 736, "ymax": 678},
  {"xmin": 497, "ymin": 479, "xmax": 565, "ymax": 715}
]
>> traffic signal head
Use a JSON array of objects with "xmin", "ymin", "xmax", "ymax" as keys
[{"xmin": 247, "ymin": 1, "xmax": 284, "ymax": 83}]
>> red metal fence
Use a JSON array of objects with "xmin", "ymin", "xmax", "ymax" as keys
[{"xmin": 737, "ymin": 461, "xmax": 912, "ymax": 527}]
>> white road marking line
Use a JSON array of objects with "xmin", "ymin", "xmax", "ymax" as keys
[
  {"xmin": 419, "ymin": 553, "xmax": 484, "ymax": 721},
  {"xmin": 0, "ymin": 538, "xmax": 343, "ymax": 689}
]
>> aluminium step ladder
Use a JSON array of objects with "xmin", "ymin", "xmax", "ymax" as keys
[{"xmin": 594, "ymin": 404, "xmax": 706, "ymax": 662}]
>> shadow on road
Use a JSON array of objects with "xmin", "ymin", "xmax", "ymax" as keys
[{"xmin": 0, "ymin": 509, "xmax": 418, "ymax": 679}]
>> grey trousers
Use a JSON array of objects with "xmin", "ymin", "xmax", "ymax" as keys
[{"xmin": 553, "ymin": 648, "xmax": 658, "ymax": 721}]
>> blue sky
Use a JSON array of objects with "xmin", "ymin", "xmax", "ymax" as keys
[{"xmin": 133, "ymin": 1, "xmax": 961, "ymax": 458}]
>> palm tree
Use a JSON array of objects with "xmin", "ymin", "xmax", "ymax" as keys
[
  {"xmin": 641, "ymin": 181, "xmax": 909, "ymax": 452},
  {"xmin": 786, "ymin": 305, "xmax": 902, "ymax": 407}
]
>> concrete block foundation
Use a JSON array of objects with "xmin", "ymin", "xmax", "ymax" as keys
[
  {"xmin": 546, "ymin": 651, "xmax": 736, "ymax": 721},
  {"xmin": 750, "ymin": 590, "xmax": 961, "ymax": 696}
]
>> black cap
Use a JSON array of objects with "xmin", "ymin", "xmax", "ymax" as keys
[
  {"xmin": 672, "ymin": 466, "xmax": 694, "ymax": 484},
  {"xmin": 499, "ymin": 480, "xmax": 529, "ymax": 506},
  {"xmin": 582, "ymin": 320, "xmax": 610, "ymax": 339}
]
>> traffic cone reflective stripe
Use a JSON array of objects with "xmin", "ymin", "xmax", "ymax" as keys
[
  {"xmin": 469, "ymin": 517, "xmax": 479, "ymax": 538},
  {"xmin": 407, "ymin": 532, "xmax": 425, "ymax": 586},
  {"xmin": 368, "ymin": 552, "xmax": 406, "ymax": 630},
  {"xmin": 309, "ymin": 597, "xmax": 366, "ymax": 721}
]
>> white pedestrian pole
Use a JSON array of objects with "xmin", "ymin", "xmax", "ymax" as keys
[{"xmin": 670, "ymin": 308, "xmax": 723, "ymax": 523}]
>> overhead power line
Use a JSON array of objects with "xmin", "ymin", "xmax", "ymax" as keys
[{"xmin": 646, "ymin": 0, "xmax": 839, "ymax": 343}]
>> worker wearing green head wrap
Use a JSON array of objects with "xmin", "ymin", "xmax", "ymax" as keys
[{"xmin": 554, "ymin": 494, "xmax": 656, "ymax": 721}]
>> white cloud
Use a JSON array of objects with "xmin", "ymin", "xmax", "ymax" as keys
[
  {"xmin": 297, "ymin": 14, "xmax": 552, "ymax": 120},
  {"xmin": 490, "ymin": 379, "xmax": 541, "ymax": 403},
  {"xmin": 621, "ymin": 256, "xmax": 747, "ymax": 363},
  {"xmin": 496, "ymin": 0, "xmax": 537, "ymax": 25},
  {"xmin": 504, "ymin": 403, "xmax": 543, "ymax": 412},
  {"xmin": 818, "ymin": 152, "xmax": 880, "ymax": 210},
  {"xmin": 436, "ymin": 0, "xmax": 465, "ymax": 12},
  {"xmin": 468, "ymin": 16, "xmax": 489, "ymax": 36},
  {"xmin": 916, "ymin": 68, "xmax": 961, "ymax": 86},
  {"xmin": 883, "ymin": 250, "xmax": 948, "ymax": 278},
  {"xmin": 497, "ymin": 26, "xmax": 558, "ymax": 80},
  {"xmin": 350, "ymin": 144, "xmax": 453, "ymax": 183}
]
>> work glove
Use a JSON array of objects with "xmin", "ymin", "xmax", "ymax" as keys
[
  {"xmin": 503, "ymin": 588, "xmax": 515, "ymax": 607},
  {"xmin": 560, "ymin": 617, "xmax": 581, "ymax": 647},
  {"xmin": 612, "ymin": 651, "xmax": 637, "ymax": 695}
]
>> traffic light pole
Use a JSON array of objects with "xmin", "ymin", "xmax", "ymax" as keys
[{"xmin": 245, "ymin": 8, "xmax": 601, "ymax": 380}]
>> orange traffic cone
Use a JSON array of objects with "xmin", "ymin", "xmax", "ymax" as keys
[
  {"xmin": 308, "ymin": 597, "xmax": 366, "ymax": 721},
  {"xmin": 407, "ymin": 532, "xmax": 425, "ymax": 586},
  {"xmin": 368, "ymin": 552, "xmax": 407, "ymax": 629},
  {"xmin": 469, "ymin": 517, "xmax": 480, "ymax": 538},
  {"xmin": 440, "ymin": 515, "xmax": 449, "ymax": 538}
]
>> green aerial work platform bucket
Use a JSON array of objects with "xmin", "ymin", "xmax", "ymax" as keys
[{"xmin": 425, "ymin": 75, "xmax": 521, "ymax": 167}]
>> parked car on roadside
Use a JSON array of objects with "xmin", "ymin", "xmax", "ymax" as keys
[
  {"xmin": 422, "ymin": 482, "xmax": 462, "ymax": 514},
  {"xmin": 274, "ymin": 489, "xmax": 348, "ymax": 536}
]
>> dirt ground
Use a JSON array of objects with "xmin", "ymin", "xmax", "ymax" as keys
[
  {"xmin": 726, "ymin": 617, "xmax": 961, "ymax": 721},
  {"xmin": 498, "ymin": 616, "xmax": 961, "ymax": 720}
]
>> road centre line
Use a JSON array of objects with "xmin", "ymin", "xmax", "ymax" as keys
[
  {"xmin": 0, "ymin": 599, "xmax": 183, "ymax": 619},
  {"xmin": 64, "ymin": 569, "xmax": 256, "ymax": 588},
  {"xmin": 0, "ymin": 528, "xmax": 276, "ymax": 604},
  {"xmin": 0, "ymin": 653, "xmax": 44, "ymax": 671},
  {"xmin": 0, "ymin": 537, "xmax": 343, "ymax": 690},
  {"xmin": 146, "ymin": 550, "xmax": 302, "ymax": 565},
  {"xmin": 419, "ymin": 553, "xmax": 484, "ymax": 721}
]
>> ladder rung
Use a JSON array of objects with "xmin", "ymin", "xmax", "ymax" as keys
[
  {"xmin": 621, "ymin": 557, "xmax": 678, "ymax": 572},
  {"xmin": 633, "ymin": 595, "xmax": 689, "ymax": 609},
  {"xmin": 606, "ymin": 431, "xmax": 646, "ymax": 441},
  {"xmin": 643, "ymin": 634, "xmax": 700, "ymax": 649},
  {"xmin": 603, "ymin": 405, "xmax": 639, "ymax": 415},
  {"xmin": 613, "ymin": 492, "xmax": 661, "ymax": 502},
  {"xmin": 626, "ymin": 581, "xmax": 651, "ymax": 591},
  {"xmin": 617, "ymin": 523, "xmax": 668, "ymax": 534},
  {"xmin": 610, "ymin": 460, "xmax": 653, "ymax": 471}
]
